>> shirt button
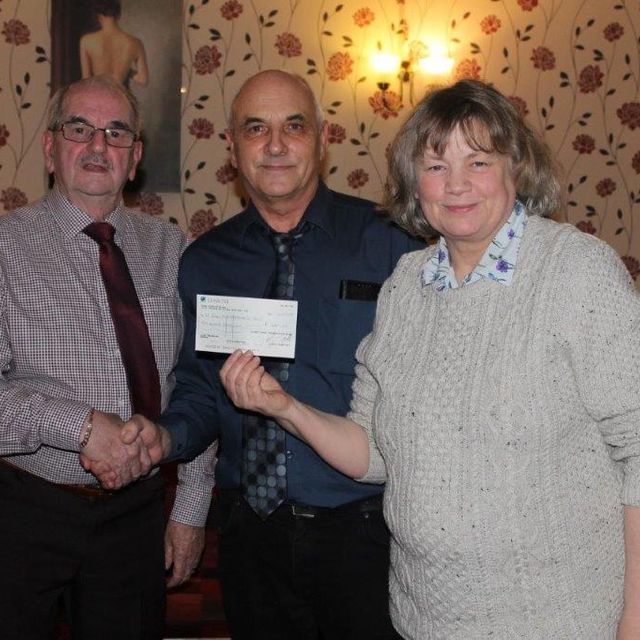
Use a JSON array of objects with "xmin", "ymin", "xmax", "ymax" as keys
[{"xmin": 286, "ymin": 450, "xmax": 293, "ymax": 459}]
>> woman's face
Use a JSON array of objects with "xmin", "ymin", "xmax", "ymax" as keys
[{"xmin": 415, "ymin": 125, "xmax": 516, "ymax": 259}]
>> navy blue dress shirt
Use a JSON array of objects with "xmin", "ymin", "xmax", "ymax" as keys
[{"xmin": 162, "ymin": 183, "xmax": 423, "ymax": 507}]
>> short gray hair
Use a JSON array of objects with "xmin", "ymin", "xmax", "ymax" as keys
[
  {"xmin": 384, "ymin": 80, "xmax": 563, "ymax": 239},
  {"xmin": 47, "ymin": 75, "xmax": 141, "ymax": 135}
]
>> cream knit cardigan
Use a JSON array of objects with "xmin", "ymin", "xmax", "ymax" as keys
[{"xmin": 350, "ymin": 215, "xmax": 640, "ymax": 639}]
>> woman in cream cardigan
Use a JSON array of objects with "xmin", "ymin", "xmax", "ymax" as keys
[{"xmin": 221, "ymin": 80, "xmax": 640, "ymax": 640}]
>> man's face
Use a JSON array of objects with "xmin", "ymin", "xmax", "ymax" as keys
[
  {"xmin": 42, "ymin": 85, "xmax": 142, "ymax": 219},
  {"xmin": 226, "ymin": 73, "xmax": 328, "ymax": 217}
]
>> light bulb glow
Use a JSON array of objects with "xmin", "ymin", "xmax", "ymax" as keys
[{"xmin": 371, "ymin": 52, "xmax": 400, "ymax": 74}]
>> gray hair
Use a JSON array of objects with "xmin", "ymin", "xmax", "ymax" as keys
[
  {"xmin": 384, "ymin": 79, "xmax": 563, "ymax": 239},
  {"xmin": 227, "ymin": 70, "xmax": 324, "ymax": 132},
  {"xmin": 47, "ymin": 75, "xmax": 141, "ymax": 135}
]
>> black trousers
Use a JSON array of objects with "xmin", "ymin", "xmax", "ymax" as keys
[
  {"xmin": 0, "ymin": 462, "xmax": 166, "ymax": 640},
  {"xmin": 215, "ymin": 491, "xmax": 401, "ymax": 640}
]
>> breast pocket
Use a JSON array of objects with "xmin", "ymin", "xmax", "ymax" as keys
[{"xmin": 318, "ymin": 298, "xmax": 377, "ymax": 375}]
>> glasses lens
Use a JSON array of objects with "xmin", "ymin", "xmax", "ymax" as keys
[
  {"xmin": 105, "ymin": 128, "xmax": 135, "ymax": 148},
  {"xmin": 62, "ymin": 123, "xmax": 93, "ymax": 143}
]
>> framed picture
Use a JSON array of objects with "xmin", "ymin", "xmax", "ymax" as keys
[{"xmin": 50, "ymin": 0, "xmax": 181, "ymax": 192}]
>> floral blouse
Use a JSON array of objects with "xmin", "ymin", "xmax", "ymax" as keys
[{"xmin": 421, "ymin": 200, "xmax": 528, "ymax": 292}]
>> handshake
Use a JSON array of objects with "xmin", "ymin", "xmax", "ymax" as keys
[{"xmin": 79, "ymin": 410, "xmax": 171, "ymax": 489}]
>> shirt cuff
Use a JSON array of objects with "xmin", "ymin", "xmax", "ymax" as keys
[
  {"xmin": 170, "ymin": 485, "xmax": 214, "ymax": 527},
  {"xmin": 40, "ymin": 398, "xmax": 93, "ymax": 451}
]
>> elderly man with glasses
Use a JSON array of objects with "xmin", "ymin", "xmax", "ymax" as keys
[{"xmin": 0, "ymin": 75, "xmax": 212, "ymax": 640}]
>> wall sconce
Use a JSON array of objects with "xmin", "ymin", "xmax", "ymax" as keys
[{"xmin": 372, "ymin": 41, "xmax": 454, "ymax": 105}]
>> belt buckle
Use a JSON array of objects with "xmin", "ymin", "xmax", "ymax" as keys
[{"xmin": 291, "ymin": 504, "xmax": 316, "ymax": 519}]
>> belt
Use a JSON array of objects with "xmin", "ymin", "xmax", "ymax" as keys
[
  {"xmin": 275, "ymin": 494, "xmax": 384, "ymax": 519},
  {"xmin": 0, "ymin": 457, "xmax": 115, "ymax": 500}
]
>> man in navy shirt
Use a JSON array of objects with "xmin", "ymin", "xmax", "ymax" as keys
[{"xmin": 161, "ymin": 70, "xmax": 421, "ymax": 639}]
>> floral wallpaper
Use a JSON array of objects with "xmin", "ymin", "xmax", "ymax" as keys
[{"xmin": 1, "ymin": 0, "xmax": 639, "ymax": 280}]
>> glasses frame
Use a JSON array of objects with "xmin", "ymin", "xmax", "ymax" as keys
[{"xmin": 54, "ymin": 121, "xmax": 138, "ymax": 149}]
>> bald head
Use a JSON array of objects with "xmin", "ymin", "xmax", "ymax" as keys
[{"xmin": 228, "ymin": 70, "xmax": 324, "ymax": 132}]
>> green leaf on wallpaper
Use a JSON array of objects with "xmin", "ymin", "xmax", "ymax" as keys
[
  {"xmin": 323, "ymin": 31, "xmax": 333, "ymax": 36},
  {"xmin": 22, "ymin": 103, "xmax": 32, "ymax": 110},
  {"xmin": 568, "ymin": 183, "xmax": 574, "ymax": 193},
  {"xmin": 184, "ymin": 188, "xmax": 195, "ymax": 194},
  {"xmin": 525, "ymin": 24, "xmax": 534, "ymax": 32},
  {"xmin": 359, "ymin": 122, "xmax": 365, "ymax": 134},
  {"xmin": 593, "ymin": 49, "xmax": 603, "ymax": 61},
  {"xmin": 188, "ymin": 4, "xmax": 194, "ymax": 15},
  {"xmin": 323, "ymin": 11, "xmax": 328, "ymax": 21},
  {"xmin": 199, "ymin": 95, "xmax": 209, "ymax": 101},
  {"xmin": 331, "ymin": 101, "xmax": 341, "ymax": 107},
  {"xmin": 618, "ymin": 209, "xmax": 624, "ymax": 219},
  {"xmin": 16, "ymin": 85, "xmax": 22, "ymax": 96},
  {"xmin": 245, "ymin": 33, "xmax": 251, "ymax": 44},
  {"xmin": 327, "ymin": 109, "xmax": 335, "ymax": 114},
  {"xmin": 24, "ymin": 73, "xmax": 30, "ymax": 85},
  {"xmin": 343, "ymin": 36, "xmax": 352, "ymax": 44},
  {"xmin": 567, "ymin": 200, "xmax": 576, "ymax": 206},
  {"xmin": 463, "ymin": 12, "xmax": 470, "ymax": 19},
  {"xmin": 358, "ymin": 150, "xmax": 368, "ymax": 156},
  {"xmin": 545, "ymin": 124, "xmax": 554, "ymax": 130},
  {"xmin": 579, "ymin": 176, "xmax": 587, "ymax": 184},
  {"xmin": 336, "ymin": 4, "xmax": 343, "ymax": 11},
  {"xmin": 308, "ymin": 59, "xmax": 316, "ymax": 66},
  {"xmin": 203, "ymin": 0, "xmax": 209, "ymax": 4},
  {"xmin": 269, "ymin": 9, "xmax": 278, "ymax": 17},
  {"xmin": 188, "ymin": 24, "xmax": 200, "ymax": 30},
  {"xmin": 36, "ymin": 46, "xmax": 45, "ymax": 54},
  {"xmin": 197, "ymin": 161, "xmax": 206, "ymax": 170},
  {"xmin": 243, "ymin": 53, "xmax": 252, "ymax": 61},
  {"xmin": 205, "ymin": 193, "xmax": 217, "ymax": 204},
  {"xmin": 350, "ymin": 138, "xmax": 361, "ymax": 145},
  {"xmin": 329, "ymin": 166, "xmax": 337, "ymax": 174},
  {"xmin": 371, "ymin": 132, "xmax": 379, "ymax": 138},
  {"xmin": 624, "ymin": 73, "xmax": 631, "ymax": 81},
  {"xmin": 575, "ymin": 44, "xmax": 584, "ymax": 50},
  {"xmin": 36, "ymin": 57, "xmax": 47, "ymax": 63},
  {"xmin": 357, "ymin": 77, "xmax": 366, "ymax": 83},
  {"xmin": 308, "ymin": 69, "xmax": 318, "ymax": 75},
  {"xmin": 210, "ymin": 28, "xmax": 221, "ymax": 40},
  {"xmin": 194, "ymin": 103, "xmax": 204, "ymax": 110},
  {"xmin": 185, "ymin": 169, "xmax": 191, "ymax": 180},
  {"xmin": 616, "ymin": 228, "xmax": 624, "ymax": 235},
  {"xmin": 501, "ymin": 67, "xmax": 509, "ymax": 74},
  {"xmin": 225, "ymin": 70, "xmax": 235, "ymax": 78},
  {"xmin": 586, "ymin": 19, "xmax": 594, "ymax": 27},
  {"xmin": 502, "ymin": 47, "xmax": 509, "ymax": 58},
  {"xmin": 470, "ymin": 43, "xmax": 480, "ymax": 54}
]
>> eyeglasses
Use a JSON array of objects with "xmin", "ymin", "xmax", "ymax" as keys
[{"xmin": 55, "ymin": 121, "xmax": 137, "ymax": 148}]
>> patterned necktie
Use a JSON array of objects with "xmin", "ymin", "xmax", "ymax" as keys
[
  {"xmin": 241, "ymin": 224, "xmax": 306, "ymax": 518},
  {"xmin": 84, "ymin": 222, "xmax": 161, "ymax": 421}
]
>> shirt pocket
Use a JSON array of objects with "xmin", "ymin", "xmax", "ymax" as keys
[
  {"xmin": 317, "ymin": 298, "xmax": 377, "ymax": 375},
  {"xmin": 139, "ymin": 295, "xmax": 183, "ymax": 379}
]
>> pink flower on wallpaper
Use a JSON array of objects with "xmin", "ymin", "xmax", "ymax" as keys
[
  {"xmin": 603, "ymin": 22, "xmax": 624, "ymax": 42},
  {"xmin": 631, "ymin": 150, "xmax": 640, "ymax": 174},
  {"xmin": 480, "ymin": 15, "xmax": 501, "ymax": 35},
  {"xmin": 595, "ymin": 178, "xmax": 616, "ymax": 197},
  {"xmin": 194, "ymin": 45, "xmax": 222, "ymax": 74},
  {"xmin": 0, "ymin": 187, "xmax": 27, "ymax": 211},
  {"xmin": 275, "ymin": 32, "xmax": 302, "ymax": 57},
  {"xmin": 189, "ymin": 209, "xmax": 218, "ymax": 239},
  {"xmin": 577, "ymin": 65, "xmax": 604, "ymax": 93},
  {"xmin": 517, "ymin": 0, "xmax": 538, "ymax": 10},
  {"xmin": 353, "ymin": 8, "xmax": 375, "ymax": 27},
  {"xmin": 0, "ymin": 124, "xmax": 9, "ymax": 147},
  {"xmin": 454, "ymin": 58, "xmax": 481, "ymax": 81},
  {"xmin": 135, "ymin": 192, "xmax": 164, "ymax": 216},
  {"xmin": 2, "ymin": 19, "xmax": 30, "ymax": 45},
  {"xmin": 368, "ymin": 90, "xmax": 403, "ymax": 119},
  {"xmin": 508, "ymin": 96, "xmax": 529, "ymax": 118},
  {"xmin": 530, "ymin": 47, "xmax": 555, "ymax": 71},
  {"xmin": 326, "ymin": 52, "xmax": 354, "ymax": 81},
  {"xmin": 188, "ymin": 118, "xmax": 214, "ymax": 139},
  {"xmin": 617, "ymin": 102, "xmax": 640, "ymax": 130},
  {"xmin": 572, "ymin": 134, "xmax": 595, "ymax": 154},
  {"xmin": 327, "ymin": 123, "xmax": 346, "ymax": 144},
  {"xmin": 347, "ymin": 169, "xmax": 369, "ymax": 189},
  {"xmin": 622, "ymin": 255, "xmax": 640, "ymax": 280},
  {"xmin": 216, "ymin": 160, "xmax": 238, "ymax": 185},
  {"xmin": 220, "ymin": 0, "xmax": 243, "ymax": 20},
  {"xmin": 575, "ymin": 220, "xmax": 597, "ymax": 235}
]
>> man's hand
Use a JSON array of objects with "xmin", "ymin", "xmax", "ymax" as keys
[
  {"xmin": 165, "ymin": 519, "xmax": 206, "ymax": 588},
  {"xmin": 79, "ymin": 410, "xmax": 151, "ymax": 490},
  {"xmin": 121, "ymin": 414, "xmax": 172, "ymax": 466}
]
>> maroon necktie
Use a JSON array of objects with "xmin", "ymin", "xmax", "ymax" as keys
[{"xmin": 84, "ymin": 222, "xmax": 161, "ymax": 421}]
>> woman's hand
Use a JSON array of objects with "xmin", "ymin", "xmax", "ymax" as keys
[{"xmin": 220, "ymin": 350, "xmax": 293, "ymax": 419}]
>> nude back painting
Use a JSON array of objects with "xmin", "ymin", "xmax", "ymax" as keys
[{"xmin": 51, "ymin": 0, "xmax": 181, "ymax": 192}]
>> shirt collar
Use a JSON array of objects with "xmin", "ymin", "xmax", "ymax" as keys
[
  {"xmin": 422, "ymin": 200, "xmax": 528, "ymax": 292},
  {"xmin": 237, "ymin": 181, "xmax": 336, "ymax": 244},
  {"xmin": 48, "ymin": 186, "xmax": 127, "ymax": 240}
]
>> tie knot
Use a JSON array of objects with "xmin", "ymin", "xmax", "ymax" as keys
[{"xmin": 84, "ymin": 222, "xmax": 115, "ymax": 245}]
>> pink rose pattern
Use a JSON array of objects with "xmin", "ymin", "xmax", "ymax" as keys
[
  {"xmin": 353, "ymin": 8, "xmax": 375, "ymax": 27},
  {"xmin": 135, "ymin": 192, "xmax": 164, "ymax": 216},
  {"xmin": 368, "ymin": 90, "xmax": 403, "ymax": 119},
  {"xmin": 216, "ymin": 161, "xmax": 238, "ymax": 185},
  {"xmin": 220, "ymin": 0, "xmax": 243, "ymax": 20},
  {"xmin": 2, "ymin": 19, "xmax": 30, "ymax": 45},
  {"xmin": 480, "ymin": 15, "xmax": 501, "ymax": 35},
  {"xmin": 347, "ymin": 169, "xmax": 369, "ymax": 189},
  {"xmin": 189, "ymin": 209, "xmax": 218, "ymax": 239},
  {"xmin": 188, "ymin": 118, "xmax": 214, "ymax": 139},
  {"xmin": 0, "ymin": 187, "xmax": 27, "ymax": 212},
  {"xmin": 454, "ymin": 58, "xmax": 481, "ymax": 80},
  {"xmin": 531, "ymin": 46, "xmax": 555, "ymax": 71},
  {"xmin": 326, "ymin": 52, "xmax": 354, "ymax": 81},
  {"xmin": 275, "ymin": 32, "xmax": 302, "ymax": 57},
  {"xmin": 617, "ymin": 103, "xmax": 640, "ymax": 130},
  {"xmin": 327, "ymin": 123, "xmax": 346, "ymax": 144},
  {"xmin": 578, "ymin": 65, "xmax": 604, "ymax": 93},
  {"xmin": 0, "ymin": 124, "xmax": 9, "ymax": 147},
  {"xmin": 194, "ymin": 45, "xmax": 222, "ymax": 75}
]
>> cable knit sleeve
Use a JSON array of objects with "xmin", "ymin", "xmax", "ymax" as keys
[
  {"xmin": 348, "ymin": 251, "xmax": 425, "ymax": 483},
  {"xmin": 559, "ymin": 231, "xmax": 640, "ymax": 505}
]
